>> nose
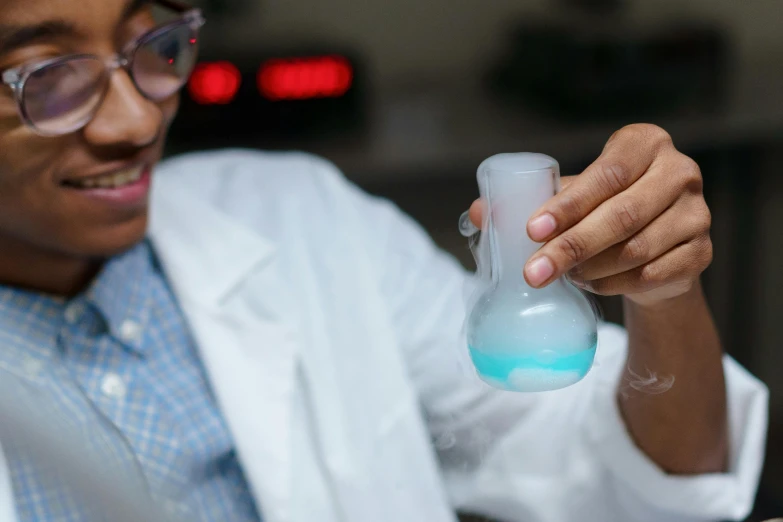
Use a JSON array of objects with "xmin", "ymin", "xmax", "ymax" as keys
[{"xmin": 82, "ymin": 70, "xmax": 162, "ymax": 148}]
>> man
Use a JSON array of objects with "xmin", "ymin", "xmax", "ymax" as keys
[{"xmin": 0, "ymin": 0, "xmax": 768, "ymax": 521}]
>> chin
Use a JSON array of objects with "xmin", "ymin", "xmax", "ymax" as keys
[{"xmin": 69, "ymin": 214, "xmax": 150, "ymax": 258}]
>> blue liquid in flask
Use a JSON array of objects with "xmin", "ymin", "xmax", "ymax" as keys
[
  {"xmin": 465, "ymin": 153, "xmax": 598, "ymax": 392},
  {"xmin": 468, "ymin": 343, "xmax": 597, "ymax": 392}
]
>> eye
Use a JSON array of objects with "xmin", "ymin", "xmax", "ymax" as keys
[
  {"xmin": 151, "ymin": 34, "xmax": 180, "ymax": 62},
  {"xmin": 23, "ymin": 60, "xmax": 76, "ymax": 94}
]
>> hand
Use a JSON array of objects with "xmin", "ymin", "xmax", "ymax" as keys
[{"xmin": 469, "ymin": 124, "xmax": 713, "ymax": 308}]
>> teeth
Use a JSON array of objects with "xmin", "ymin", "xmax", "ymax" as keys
[{"xmin": 70, "ymin": 166, "xmax": 144, "ymax": 189}]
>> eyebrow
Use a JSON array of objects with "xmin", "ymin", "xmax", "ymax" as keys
[
  {"xmin": 0, "ymin": 20, "xmax": 78, "ymax": 56},
  {"xmin": 0, "ymin": 0, "xmax": 152, "ymax": 56}
]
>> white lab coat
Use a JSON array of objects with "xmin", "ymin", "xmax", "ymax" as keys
[{"xmin": 0, "ymin": 149, "xmax": 769, "ymax": 522}]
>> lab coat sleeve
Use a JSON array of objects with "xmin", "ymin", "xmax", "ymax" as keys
[{"xmin": 325, "ymin": 158, "xmax": 769, "ymax": 522}]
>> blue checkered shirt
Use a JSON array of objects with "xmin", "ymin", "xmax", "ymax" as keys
[{"xmin": 0, "ymin": 240, "xmax": 262, "ymax": 522}]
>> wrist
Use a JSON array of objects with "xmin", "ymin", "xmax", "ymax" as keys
[{"xmin": 622, "ymin": 278, "xmax": 721, "ymax": 361}]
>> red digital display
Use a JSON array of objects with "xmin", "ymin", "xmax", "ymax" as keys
[
  {"xmin": 188, "ymin": 61, "xmax": 242, "ymax": 105},
  {"xmin": 257, "ymin": 55, "xmax": 353, "ymax": 101}
]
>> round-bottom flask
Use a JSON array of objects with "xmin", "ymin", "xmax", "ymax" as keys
[{"xmin": 466, "ymin": 153, "xmax": 598, "ymax": 392}]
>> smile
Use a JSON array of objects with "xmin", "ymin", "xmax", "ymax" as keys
[{"xmin": 63, "ymin": 165, "xmax": 145, "ymax": 189}]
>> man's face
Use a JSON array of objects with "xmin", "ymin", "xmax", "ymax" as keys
[{"xmin": 0, "ymin": 0, "xmax": 179, "ymax": 259}]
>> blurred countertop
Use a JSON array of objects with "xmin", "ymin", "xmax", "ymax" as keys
[{"xmin": 303, "ymin": 56, "xmax": 783, "ymax": 183}]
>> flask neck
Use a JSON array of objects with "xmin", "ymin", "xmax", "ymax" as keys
[{"xmin": 483, "ymin": 168, "xmax": 556, "ymax": 286}]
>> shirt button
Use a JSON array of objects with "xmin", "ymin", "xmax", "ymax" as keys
[
  {"xmin": 119, "ymin": 320, "xmax": 142, "ymax": 343},
  {"xmin": 100, "ymin": 373, "xmax": 127, "ymax": 399},
  {"xmin": 64, "ymin": 302, "xmax": 85, "ymax": 324}
]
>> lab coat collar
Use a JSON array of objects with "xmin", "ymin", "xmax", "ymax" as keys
[
  {"xmin": 147, "ymin": 180, "xmax": 277, "ymax": 307},
  {"xmin": 148, "ymin": 180, "xmax": 299, "ymax": 522}
]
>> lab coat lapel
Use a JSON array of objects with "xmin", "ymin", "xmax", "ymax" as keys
[{"xmin": 148, "ymin": 183, "xmax": 299, "ymax": 522}]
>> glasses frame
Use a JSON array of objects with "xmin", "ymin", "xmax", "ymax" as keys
[{"xmin": 0, "ymin": 0, "xmax": 205, "ymax": 136}]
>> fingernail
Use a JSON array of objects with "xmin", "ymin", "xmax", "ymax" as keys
[
  {"xmin": 525, "ymin": 256, "xmax": 555, "ymax": 287},
  {"xmin": 528, "ymin": 213, "xmax": 557, "ymax": 241}
]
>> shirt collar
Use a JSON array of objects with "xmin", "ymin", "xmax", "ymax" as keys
[
  {"xmin": 0, "ymin": 239, "xmax": 158, "ymax": 376},
  {"xmin": 82, "ymin": 239, "xmax": 156, "ymax": 355}
]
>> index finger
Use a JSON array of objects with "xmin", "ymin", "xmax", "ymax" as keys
[
  {"xmin": 467, "ymin": 176, "xmax": 576, "ymax": 230},
  {"xmin": 526, "ymin": 124, "xmax": 671, "ymax": 242}
]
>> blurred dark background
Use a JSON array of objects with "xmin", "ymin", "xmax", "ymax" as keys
[{"xmin": 164, "ymin": 0, "xmax": 783, "ymax": 519}]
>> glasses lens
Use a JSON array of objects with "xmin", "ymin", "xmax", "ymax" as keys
[
  {"xmin": 133, "ymin": 22, "xmax": 199, "ymax": 101},
  {"xmin": 22, "ymin": 57, "xmax": 107, "ymax": 135}
]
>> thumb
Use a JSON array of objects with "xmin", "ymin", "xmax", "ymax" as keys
[{"xmin": 468, "ymin": 199, "xmax": 484, "ymax": 229}]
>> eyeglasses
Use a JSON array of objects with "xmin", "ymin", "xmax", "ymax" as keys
[{"xmin": 0, "ymin": 0, "xmax": 205, "ymax": 136}]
